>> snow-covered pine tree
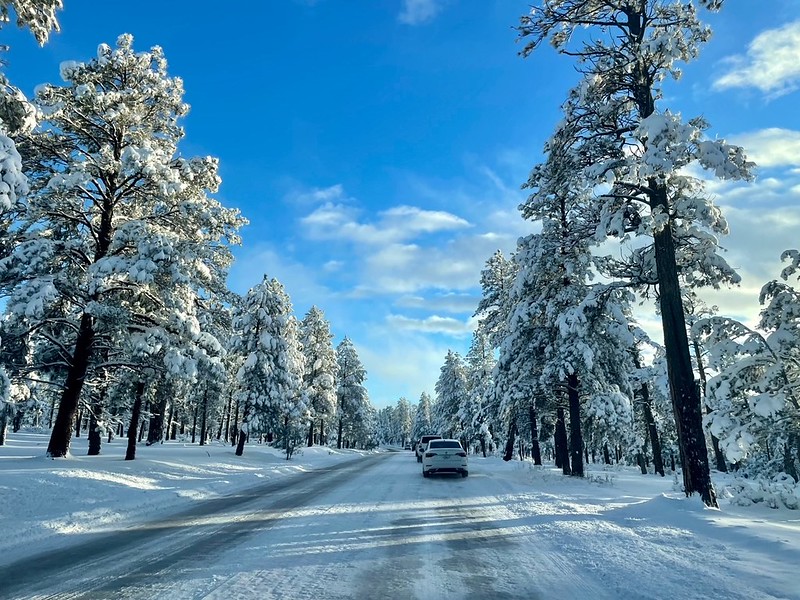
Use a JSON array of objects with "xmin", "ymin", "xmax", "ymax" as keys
[
  {"xmin": 0, "ymin": 0, "xmax": 63, "ymax": 443},
  {"xmin": 411, "ymin": 391, "xmax": 434, "ymax": 442},
  {"xmin": 433, "ymin": 350, "xmax": 468, "ymax": 442},
  {"xmin": 2, "ymin": 35, "xmax": 244, "ymax": 457},
  {"xmin": 683, "ymin": 291, "xmax": 727, "ymax": 472},
  {"xmin": 695, "ymin": 250, "xmax": 800, "ymax": 493},
  {"xmin": 300, "ymin": 306, "xmax": 337, "ymax": 446},
  {"xmin": 464, "ymin": 330, "xmax": 496, "ymax": 457},
  {"xmin": 517, "ymin": 1, "xmax": 752, "ymax": 506},
  {"xmin": 474, "ymin": 250, "xmax": 517, "ymax": 349},
  {"xmin": 0, "ymin": 1, "xmax": 62, "ymax": 45},
  {"xmin": 335, "ymin": 336, "xmax": 368, "ymax": 449},
  {"xmin": 394, "ymin": 397, "xmax": 414, "ymax": 446},
  {"xmin": 232, "ymin": 276, "xmax": 306, "ymax": 458}
]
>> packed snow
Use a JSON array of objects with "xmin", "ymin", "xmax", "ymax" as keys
[{"xmin": 1, "ymin": 432, "xmax": 798, "ymax": 599}]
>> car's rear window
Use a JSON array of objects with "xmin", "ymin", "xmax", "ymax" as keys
[{"xmin": 428, "ymin": 440, "xmax": 461, "ymax": 449}]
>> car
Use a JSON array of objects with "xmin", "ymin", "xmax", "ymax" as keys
[
  {"xmin": 422, "ymin": 438, "xmax": 468, "ymax": 478},
  {"xmin": 415, "ymin": 434, "xmax": 442, "ymax": 462},
  {"xmin": 404, "ymin": 443, "xmax": 412, "ymax": 450}
]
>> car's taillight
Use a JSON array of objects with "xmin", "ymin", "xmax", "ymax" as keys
[
  {"xmin": 457, "ymin": 452, "xmax": 466, "ymax": 457},
  {"xmin": 425, "ymin": 452, "xmax": 437, "ymax": 457}
]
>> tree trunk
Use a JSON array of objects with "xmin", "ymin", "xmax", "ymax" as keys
[
  {"xmin": 307, "ymin": 420, "xmax": 314, "ymax": 447},
  {"xmin": 191, "ymin": 400, "xmax": 198, "ymax": 444},
  {"xmin": 47, "ymin": 313, "xmax": 95, "ymax": 457},
  {"xmin": 48, "ymin": 396, "xmax": 56, "ymax": 429},
  {"xmin": 337, "ymin": 416, "xmax": 344, "ymax": 449},
  {"xmin": 164, "ymin": 400, "xmax": 175, "ymax": 443},
  {"xmin": 567, "ymin": 374, "xmax": 584, "ymax": 477},
  {"xmin": 87, "ymin": 389, "xmax": 105, "ymax": 456},
  {"xmin": 631, "ymin": 351, "xmax": 666, "ymax": 477},
  {"xmin": 637, "ymin": 397, "xmax": 661, "ymax": 471},
  {"xmin": 637, "ymin": 451, "xmax": 648, "ymax": 474},
  {"xmin": 0, "ymin": 405, "xmax": 9, "ymax": 445},
  {"xmin": 503, "ymin": 417, "xmax": 517, "ymax": 462},
  {"xmin": 528, "ymin": 403, "xmax": 542, "ymax": 466},
  {"xmin": 555, "ymin": 406, "xmax": 570, "ymax": 475},
  {"xmin": 147, "ymin": 389, "xmax": 169, "ymax": 445},
  {"xmin": 138, "ymin": 404, "xmax": 147, "ymax": 443},
  {"xmin": 125, "ymin": 381, "xmax": 146, "ymax": 461},
  {"xmin": 219, "ymin": 390, "xmax": 232, "ymax": 441},
  {"xmin": 652, "ymin": 205, "xmax": 716, "ymax": 505},
  {"xmin": 784, "ymin": 435, "xmax": 799, "ymax": 483},
  {"xmin": 231, "ymin": 398, "xmax": 240, "ymax": 447},
  {"xmin": 627, "ymin": 17, "xmax": 717, "ymax": 504},
  {"xmin": 235, "ymin": 400, "xmax": 250, "ymax": 456},
  {"xmin": 199, "ymin": 388, "xmax": 208, "ymax": 447}
]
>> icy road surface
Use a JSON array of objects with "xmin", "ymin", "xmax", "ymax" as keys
[{"xmin": 0, "ymin": 447, "xmax": 797, "ymax": 599}]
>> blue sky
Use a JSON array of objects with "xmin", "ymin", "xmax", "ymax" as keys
[{"xmin": 3, "ymin": 1, "xmax": 800, "ymax": 407}]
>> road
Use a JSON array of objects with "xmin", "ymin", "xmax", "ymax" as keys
[{"xmin": 0, "ymin": 451, "xmax": 605, "ymax": 599}]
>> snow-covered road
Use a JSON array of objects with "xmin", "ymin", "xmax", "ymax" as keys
[{"xmin": 1, "ymin": 437, "xmax": 798, "ymax": 599}]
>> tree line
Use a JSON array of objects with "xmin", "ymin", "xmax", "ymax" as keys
[
  {"xmin": 379, "ymin": 1, "xmax": 799, "ymax": 510},
  {"xmin": 0, "ymin": 5, "xmax": 375, "ymax": 458}
]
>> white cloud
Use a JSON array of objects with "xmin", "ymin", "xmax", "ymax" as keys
[
  {"xmin": 287, "ymin": 184, "xmax": 347, "ymax": 206},
  {"xmin": 729, "ymin": 128, "xmax": 800, "ymax": 169},
  {"xmin": 357, "ymin": 232, "xmax": 514, "ymax": 295},
  {"xmin": 300, "ymin": 202, "xmax": 470, "ymax": 244},
  {"xmin": 713, "ymin": 20, "xmax": 800, "ymax": 97},
  {"xmin": 228, "ymin": 243, "xmax": 334, "ymax": 310},
  {"xmin": 395, "ymin": 292, "xmax": 478, "ymax": 314},
  {"xmin": 386, "ymin": 314, "xmax": 475, "ymax": 336},
  {"xmin": 398, "ymin": 0, "xmax": 444, "ymax": 26}
]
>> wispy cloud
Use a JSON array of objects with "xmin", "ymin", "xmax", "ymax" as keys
[
  {"xmin": 713, "ymin": 20, "xmax": 800, "ymax": 98},
  {"xmin": 398, "ymin": 0, "xmax": 445, "ymax": 26},
  {"xmin": 286, "ymin": 184, "xmax": 348, "ymax": 206},
  {"xmin": 301, "ymin": 202, "xmax": 470, "ymax": 244},
  {"xmin": 729, "ymin": 128, "xmax": 800, "ymax": 169},
  {"xmin": 386, "ymin": 313, "xmax": 475, "ymax": 336},
  {"xmin": 395, "ymin": 292, "xmax": 478, "ymax": 314}
]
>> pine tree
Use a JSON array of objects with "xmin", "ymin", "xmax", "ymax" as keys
[
  {"xmin": 411, "ymin": 391, "xmax": 434, "ymax": 441},
  {"xmin": 464, "ymin": 330, "xmax": 496, "ymax": 456},
  {"xmin": 0, "ymin": 0, "xmax": 63, "ymax": 444},
  {"xmin": 232, "ymin": 276, "xmax": 305, "ymax": 458},
  {"xmin": 433, "ymin": 350, "xmax": 468, "ymax": 441},
  {"xmin": 300, "ymin": 306, "xmax": 337, "ymax": 446},
  {"xmin": 335, "ymin": 337, "xmax": 368, "ymax": 449},
  {"xmin": 695, "ymin": 250, "xmax": 800, "ymax": 489},
  {"xmin": 3, "ymin": 35, "xmax": 244, "ymax": 457},
  {"xmin": 517, "ymin": 1, "xmax": 752, "ymax": 505}
]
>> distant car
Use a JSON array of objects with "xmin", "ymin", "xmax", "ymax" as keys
[
  {"xmin": 415, "ymin": 435, "xmax": 442, "ymax": 462},
  {"xmin": 422, "ymin": 439, "xmax": 468, "ymax": 478},
  {"xmin": 404, "ymin": 443, "xmax": 412, "ymax": 450}
]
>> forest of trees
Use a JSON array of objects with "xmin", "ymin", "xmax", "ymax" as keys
[
  {"xmin": 1, "ymin": 2, "xmax": 797, "ymax": 510},
  {"xmin": 400, "ymin": 0, "xmax": 798, "ymax": 510},
  {"xmin": 0, "ymin": 4, "xmax": 375, "ymax": 457}
]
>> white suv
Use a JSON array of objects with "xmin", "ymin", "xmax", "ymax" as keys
[{"xmin": 422, "ymin": 438, "xmax": 468, "ymax": 478}]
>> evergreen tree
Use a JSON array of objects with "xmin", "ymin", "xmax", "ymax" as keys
[
  {"xmin": 335, "ymin": 336, "xmax": 369, "ymax": 449},
  {"xmin": 695, "ymin": 250, "xmax": 800, "ymax": 488},
  {"xmin": 464, "ymin": 330, "xmax": 496, "ymax": 456},
  {"xmin": 433, "ymin": 350, "xmax": 467, "ymax": 441},
  {"xmin": 394, "ymin": 397, "xmax": 414, "ymax": 446},
  {"xmin": 517, "ymin": 1, "xmax": 752, "ymax": 505},
  {"xmin": 300, "ymin": 306, "xmax": 337, "ymax": 446},
  {"xmin": 411, "ymin": 391, "xmax": 434, "ymax": 441},
  {"xmin": 3, "ymin": 35, "xmax": 244, "ymax": 457},
  {"xmin": 232, "ymin": 276, "xmax": 305, "ymax": 458}
]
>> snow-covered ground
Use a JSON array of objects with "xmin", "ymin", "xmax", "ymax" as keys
[{"xmin": 1, "ymin": 432, "xmax": 799, "ymax": 599}]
